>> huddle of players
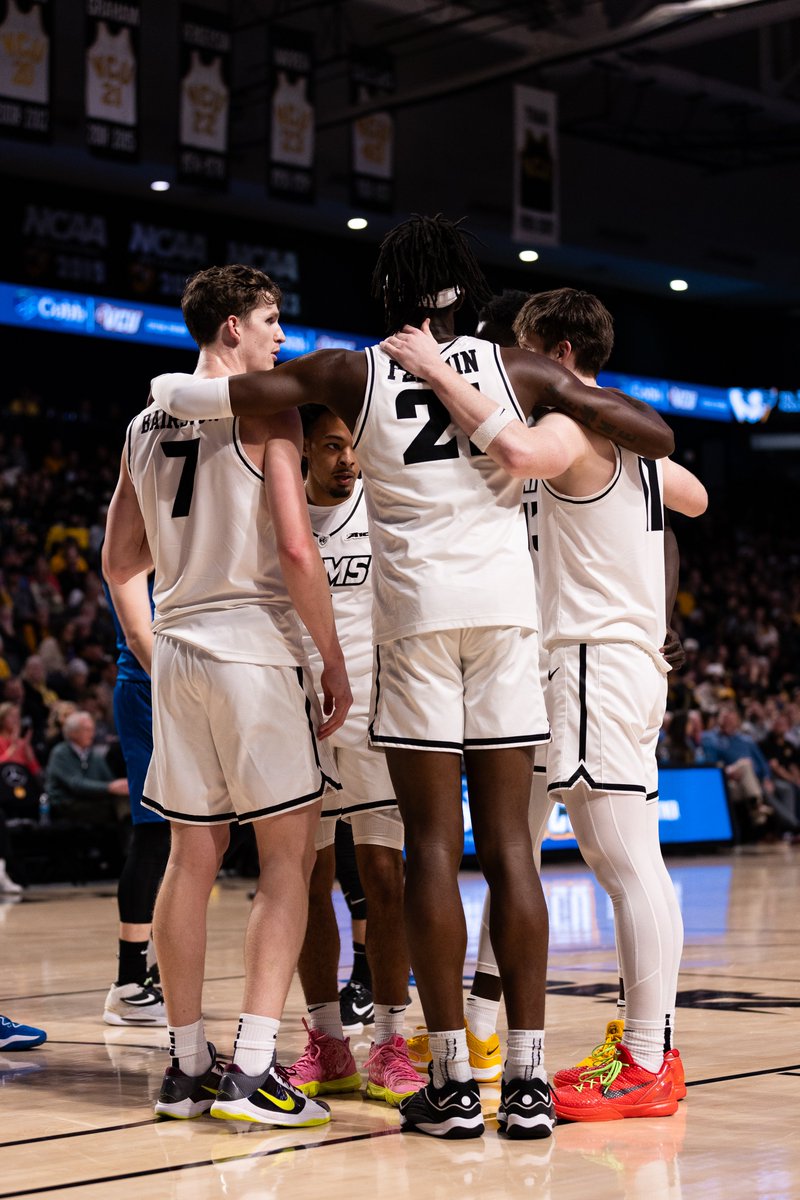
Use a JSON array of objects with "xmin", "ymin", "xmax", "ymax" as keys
[{"xmin": 105, "ymin": 214, "xmax": 706, "ymax": 1141}]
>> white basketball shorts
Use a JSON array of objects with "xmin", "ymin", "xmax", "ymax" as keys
[{"xmin": 142, "ymin": 635, "xmax": 339, "ymax": 824}]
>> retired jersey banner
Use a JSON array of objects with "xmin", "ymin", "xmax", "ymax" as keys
[
  {"xmin": 85, "ymin": 0, "xmax": 140, "ymax": 160},
  {"xmin": 349, "ymin": 49, "xmax": 394, "ymax": 213},
  {"xmin": 512, "ymin": 84, "xmax": 559, "ymax": 247},
  {"xmin": 0, "ymin": 0, "xmax": 51, "ymax": 141},
  {"xmin": 268, "ymin": 25, "xmax": 314, "ymax": 202},
  {"xmin": 178, "ymin": 5, "xmax": 230, "ymax": 189}
]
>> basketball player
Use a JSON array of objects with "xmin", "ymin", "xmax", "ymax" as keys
[
  {"xmin": 286, "ymin": 404, "xmax": 421, "ymax": 1108},
  {"xmin": 149, "ymin": 215, "xmax": 675, "ymax": 1139},
  {"xmin": 101, "ymin": 568, "xmax": 170, "ymax": 1028},
  {"xmin": 102, "ymin": 264, "xmax": 351, "ymax": 1128},
  {"xmin": 380, "ymin": 301, "xmax": 707, "ymax": 1122},
  {"xmin": 409, "ymin": 289, "xmax": 688, "ymax": 1084}
]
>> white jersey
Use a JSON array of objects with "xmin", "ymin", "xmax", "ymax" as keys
[
  {"xmin": 125, "ymin": 404, "xmax": 305, "ymax": 666},
  {"xmin": 538, "ymin": 446, "xmax": 668, "ymax": 672},
  {"xmin": 353, "ymin": 337, "xmax": 537, "ymax": 644},
  {"xmin": 0, "ymin": 0, "xmax": 49, "ymax": 103},
  {"xmin": 303, "ymin": 479, "xmax": 374, "ymax": 749}
]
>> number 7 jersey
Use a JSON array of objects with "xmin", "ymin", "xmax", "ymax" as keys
[
  {"xmin": 353, "ymin": 337, "xmax": 537, "ymax": 644},
  {"xmin": 125, "ymin": 404, "xmax": 305, "ymax": 666}
]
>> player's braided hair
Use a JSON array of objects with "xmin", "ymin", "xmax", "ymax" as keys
[{"xmin": 371, "ymin": 213, "xmax": 493, "ymax": 334}]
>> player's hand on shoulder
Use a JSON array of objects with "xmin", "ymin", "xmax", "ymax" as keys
[
  {"xmin": 318, "ymin": 661, "xmax": 353, "ymax": 739},
  {"xmin": 380, "ymin": 319, "xmax": 441, "ymax": 380}
]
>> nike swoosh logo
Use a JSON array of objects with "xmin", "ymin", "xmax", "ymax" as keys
[
  {"xmin": 604, "ymin": 1084, "xmax": 646, "ymax": 1098},
  {"xmin": 350, "ymin": 1001, "xmax": 372, "ymax": 1016},
  {"xmin": 547, "ymin": 667, "xmax": 560, "ymax": 680},
  {"xmin": 389, "ymin": 1007, "xmax": 406, "ymax": 1015},
  {"xmin": 258, "ymin": 1087, "xmax": 299, "ymax": 1112}
]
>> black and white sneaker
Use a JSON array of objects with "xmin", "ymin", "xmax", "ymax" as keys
[
  {"xmin": 399, "ymin": 1073, "xmax": 484, "ymax": 1139},
  {"xmin": 339, "ymin": 980, "xmax": 374, "ymax": 1033},
  {"xmin": 154, "ymin": 1043, "xmax": 224, "ymax": 1119},
  {"xmin": 210, "ymin": 1061, "xmax": 331, "ymax": 1127},
  {"xmin": 496, "ymin": 1074, "xmax": 555, "ymax": 1139},
  {"xmin": 103, "ymin": 981, "xmax": 166, "ymax": 1026}
]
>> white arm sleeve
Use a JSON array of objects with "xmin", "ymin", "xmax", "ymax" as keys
[{"xmin": 150, "ymin": 373, "xmax": 233, "ymax": 420}]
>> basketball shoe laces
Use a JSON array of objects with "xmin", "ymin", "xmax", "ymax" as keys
[{"xmin": 573, "ymin": 1057, "xmax": 624, "ymax": 1093}]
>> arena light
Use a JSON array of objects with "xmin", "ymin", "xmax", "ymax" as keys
[
  {"xmin": 670, "ymin": 279, "xmax": 688, "ymax": 292},
  {"xmin": 150, "ymin": 180, "xmax": 171, "ymax": 193},
  {"xmin": 518, "ymin": 250, "xmax": 539, "ymax": 263},
  {"xmin": 347, "ymin": 217, "xmax": 368, "ymax": 231}
]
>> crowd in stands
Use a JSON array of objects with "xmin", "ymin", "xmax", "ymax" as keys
[{"xmin": 0, "ymin": 398, "xmax": 798, "ymax": 887}]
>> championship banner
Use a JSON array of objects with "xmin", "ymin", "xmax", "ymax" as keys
[
  {"xmin": 512, "ymin": 84, "xmax": 559, "ymax": 247},
  {"xmin": 178, "ymin": 5, "xmax": 230, "ymax": 189},
  {"xmin": 349, "ymin": 49, "xmax": 394, "ymax": 213},
  {"xmin": 85, "ymin": 0, "xmax": 140, "ymax": 160},
  {"xmin": 267, "ymin": 25, "xmax": 315, "ymax": 202},
  {"xmin": 0, "ymin": 0, "xmax": 51, "ymax": 141}
]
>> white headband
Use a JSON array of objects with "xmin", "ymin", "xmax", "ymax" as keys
[{"xmin": 420, "ymin": 286, "xmax": 460, "ymax": 309}]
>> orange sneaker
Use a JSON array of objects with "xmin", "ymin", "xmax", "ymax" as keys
[
  {"xmin": 552, "ymin": 1044, "xmax": 678, "ymax": 1122},
  {"xmin": 552, "ymin": 1019, "xmax": 624, "ymax": 1089},
  {"xmin": 664, "ymin": 1047, "xmax": 686, "ymax": 1100}
]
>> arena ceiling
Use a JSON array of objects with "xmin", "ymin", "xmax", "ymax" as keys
[{"xmin": 4, "ymin": 0, "xmax": 800, "ymax": 309}]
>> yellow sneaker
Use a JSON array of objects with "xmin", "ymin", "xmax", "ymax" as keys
[
  {"xmin": 406, "ymin": 1020, "xmax": 502, "ymax": 1083},
  {"xmin": 406, "ymin": 1026, "xmax": 432, "ymax": 1073},
  {"xmin": 552, "ymin": 1018, "xmax": 624, "ymax": 1089},
  {"xmin": 465, "ymin": 1022, "xmax": 502, "ymax": 1083}
]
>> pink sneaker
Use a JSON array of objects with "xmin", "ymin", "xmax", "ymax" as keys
[
  {"xmin": 365, "ymin": 1035, "xmax": 426, "ymax": 1107},
  {"xmin": 286, "ymin": 1020, "xmax": 362, "ymax": 1098}
]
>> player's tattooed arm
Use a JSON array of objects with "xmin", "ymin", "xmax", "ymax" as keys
[{"xmin": 538, "ymin": 383, "xmax": 675, "ymax": 460}]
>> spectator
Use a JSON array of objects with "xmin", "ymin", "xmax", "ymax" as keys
[
  {"xmin": 0, "ymin": 702, "xmax": 42, "ymax": 777},
  {"xmin": 701, "ymin": 704, "xmax": 800, "ymax": 842},
  {"xmin": 44, "ymin": 710, "xmax": 128, "ymax": 826}
]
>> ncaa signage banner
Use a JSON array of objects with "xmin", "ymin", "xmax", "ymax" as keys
[
  {"xmin": 268, "ymin": 25, "xmax": 315, "ymax": 203},
  {"xmin": 0, "ymin": 0, "xmax": 51, "ymax": 141},
  {"xmin": 349, "ymin": 48, "xmax": 395, "ymax": 213},
  {"xmin": 512, "ymin": 84, "xmax": 559, "ymax": 247},
  {"xmin": 178, "ymin": 5, "xmax": 231, "ymax": 190},
  {"xmin": 85, "ymin": 0, "xmax": 140, "ymax": 161}
]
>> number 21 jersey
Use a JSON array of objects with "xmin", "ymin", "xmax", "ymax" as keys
[{"xmin": 352, "ymin": 337, "xmax": 537, "ymax": 645}]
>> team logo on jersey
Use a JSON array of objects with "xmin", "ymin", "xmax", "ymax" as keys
[
  {"xmin": 322, "ymin": 555, "xmax": 371, "ymax": 587},
  {"xmin": 317, "ymin": 535, "xmax": 329, "ymax": 546}
]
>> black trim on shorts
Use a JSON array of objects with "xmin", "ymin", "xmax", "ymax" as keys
[
  {"xmin": 371, "ymin": 731, "xmax": 465, "ymax": 751},
  {"xmin": 141, "ymin": 796, "xmax": 237, "ymax": 824},
  {"xmin": 297, "ymin": 666, "xmax": 342, "ymax": 794},
  {"xmin": 464, "ymin": 732, "xmax": 550, "ymax": 748},
  {"xmin": 546, "ymin": 764, "xmax": 646, "ymax": 794},
  {"xmin": 646, "ymin": 790, "xmax": 660, "ymax": 801},
  {"xmin": 340, "ymin": 797, "xmax": 399, "ymax": 814},
  {"xmin": 578, "ymin": 642, "xmax": 588, "ymax": 760},
  {"xmin": 367, "ymin": 644, "xmax": 382, "ymax": 746},
  {"xmin": 237, "ymin": 780, "xmax": 336, "ymax": 824}
]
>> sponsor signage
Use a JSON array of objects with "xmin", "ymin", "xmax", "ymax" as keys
[{"xmin": 461, "ymin": 766, "xmax": 734, "ymax": 857}]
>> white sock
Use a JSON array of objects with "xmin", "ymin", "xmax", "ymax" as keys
[
  {"xmin": 306, "ymin": 1001, "xmax": 344, "ymax": 1040},
  {"xmin": 233, "ymin": 1013, "xmax": 280, "ymax": 1076},
  {"xmin": 373, "ymin": 1002, "xmax": 407, "ymax": 1045},
  {"xmin": 623, "ymin": 1019, "xmax": 664, "ymax": 1074},
  {"xmin": 429, "ymin": 1028, "xmax": 472, "ymax": 1087},
  {"xmin": 616, "ymin": 979, "xmax": 626, "ymax": 1023},
  {"xmin": 465, "ymin": 994, "xmax": 500, "ymax": 1042},
  {"xmin": 505, "ymin": 1029, "xmax": 545, "ymax": 1083},
  {"xmin": 168, "ymin": 1019, "xmax": 211, "ymax": 1077}
]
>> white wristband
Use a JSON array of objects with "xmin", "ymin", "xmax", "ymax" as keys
[
  {"xmin": 470, "ymin": 405, "xmax": 516, "ymax": 452},
  {"xmin": 150, "ymin": 373, "xmax": 232, "ymax": 420}
]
